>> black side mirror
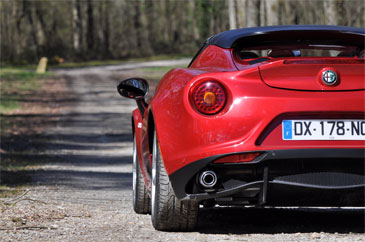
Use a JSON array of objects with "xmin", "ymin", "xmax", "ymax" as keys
[
  {"xmin": 117, "ymin": 78, "xmax": 149, "ymax": 100},
  {"xmin": 117, "ymin": 78, "xmax": 149, "ymax": 115}
]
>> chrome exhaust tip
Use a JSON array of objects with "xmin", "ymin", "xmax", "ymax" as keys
[{"xmin": 199, "ymin": 170, "xmax": 217, "ymax": 188}]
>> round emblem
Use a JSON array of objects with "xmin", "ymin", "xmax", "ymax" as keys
[{"xmin": 322, "ymin": 70, "xmax": 337, "ymax": 85}]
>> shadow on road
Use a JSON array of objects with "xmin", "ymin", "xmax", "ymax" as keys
[
  {"xmin": 1, "ymin": 107, "xmax": 133, "ymax": 192},
  {"xmin": 197, "ymin": 207, "xmax": 364, "ymax": 234}
]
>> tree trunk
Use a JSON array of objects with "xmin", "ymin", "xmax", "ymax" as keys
[
  {"xmin": 34, "ymin": 2, "xmax": 46, "ymax": 50},
  {"xmin": 145, "ymin": 0, "xmax": 155, "ymax": 48},
  {"xmin": 139, "ymin": 0, "xmax": 153, "ymax": 55},
  {"xmin": 191, "ymin": 0, "xmax": 200, "ymax": 42},
  {"xmin": 323, "ymin": 0, "xmax": 337, "ymax": 25},
  {"xmin": 133, "ymin": 2, "xmax": 141, "ymax": 52},
  {"xmin": 0, "ymin": 1, "xmax": 11, "ymax": 62},
  {"xmin": 246, "ymin": 0, "xmax": 260, "ymax": 27},
  {"xmin": 197, "ymin": 0, "xmax": 212, "ymax": 39},
  {"xmin": 86, "ymin": 0, "xmax": 94, "ymax": 51},
  {"xmin": 103, "ymin": 2, "xmax": 110, "ymax": 58},
  {"xmin": 23, "ymin": 1, "xmax": 39, "ymax": 60},
  {"xmin": 260, "ymin": 0, "xmax": 267, "ymax": 26},
  {"xmin": 72, "ymin": 0, "xmax": 82, "ymax": 53},
  {"xmin": 228, "ymin": 0, "xmax": 237, "ymax": 29},
  {"xmin": 265, "ymin": 0, "xmax": 279, "ymax": 25},
  {"xmin": 235, "ymin": 0, "xmax": 245, "ymax": 28}
]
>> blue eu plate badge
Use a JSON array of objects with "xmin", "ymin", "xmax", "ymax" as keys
[{"xmin": 283, "ymin": 120, "xmax": 292, "ymax": 140}]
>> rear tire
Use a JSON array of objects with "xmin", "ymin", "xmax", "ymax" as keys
[
  {"xmin": 132, "ymin": 135, "xmax": 151, "ymax": 214},
  {"xmin": 151, "ymin": 131, "xmax": 198, "ymax": 231}
]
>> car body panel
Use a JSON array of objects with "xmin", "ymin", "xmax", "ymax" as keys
[
  {"xmin": 189, "ymin": 45, "xmax": 238, "ymax": 71},
  {"xmin": 151, "ymin": 68, "xmax": 364, "ymax": 175},
  {"xmin": 126, "ymin": 25, "xmax": 365, "ymax": 207},
  {"xmin": 259, "ymin": 59, "xmax": 365, "ymax": 91}
]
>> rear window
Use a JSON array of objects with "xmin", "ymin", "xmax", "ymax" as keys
[{"xmin": 238, "ymin": 45, "xmax": 362, "ymax": 59}]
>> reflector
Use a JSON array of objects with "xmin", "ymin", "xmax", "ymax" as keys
[
  {"xmin": 213, "ymin": 152, "xmax": 261, "ymax": 164},
  {"xmin": 203, "ymin": 92, "xmax": 216, "ymax": 104}
]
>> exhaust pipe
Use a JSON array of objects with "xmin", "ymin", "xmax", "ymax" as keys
[{"xmin": 199, "ymin": 170, "xmax": 217, "ymax": 188}]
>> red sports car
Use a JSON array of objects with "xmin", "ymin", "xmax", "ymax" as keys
[{"xmin": 117, "ymin": 25, "xmax": 365, "ymax": 231}]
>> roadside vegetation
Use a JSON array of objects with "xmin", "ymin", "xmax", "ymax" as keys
[
  {"xmin": 0, "ymin": 67, "xmax": 48, "ymax": 112},
  {"xmin": 51, "ymin": 54, "xmax": 192, "ymax": 69},
  {"xmin": 140, "ymin": 65, "xmax": 187, "ymax": 73},
  {"xmin": 0, "ymin": 66, "xmax": 50, "ymax": 198},
  {"xmin": 2, "ymin": 1, "xmax": 363, "ymax": 66}
]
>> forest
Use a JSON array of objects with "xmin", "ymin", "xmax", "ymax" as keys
[{"xmin": 1, "ymin": 0, "xmax": 364, "ymax": 64}]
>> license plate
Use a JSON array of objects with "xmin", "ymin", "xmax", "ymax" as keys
[{"xmin": 282, "ymin": 120, "xmax": 365, "ymax": 140}]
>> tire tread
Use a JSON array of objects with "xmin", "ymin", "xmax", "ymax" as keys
[{"xmin": 152, "ymin": 136, "xmax": 198, "ymax": 231}]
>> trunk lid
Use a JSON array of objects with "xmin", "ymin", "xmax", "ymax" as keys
[{"xmin": 258, "ymin": 59, "xmax": 365, "ymax": 91}]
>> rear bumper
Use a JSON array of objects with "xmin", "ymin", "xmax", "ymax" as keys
[{"xmin": 169, "ymin": 148, "xmax": 365, "ymax": 206}]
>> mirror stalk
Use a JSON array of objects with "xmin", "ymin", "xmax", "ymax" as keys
[{"xmin": 136, "ymin": 100, "xmax": 147, "ymax": 116}]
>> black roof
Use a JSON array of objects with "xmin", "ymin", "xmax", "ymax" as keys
[
  {"xmin": 207, "ymin": 25, "xmax": 365, "ymax": 49},
  {"xmin": 188, "ymin": 25, "xmax": 364, "ymax": 67}
]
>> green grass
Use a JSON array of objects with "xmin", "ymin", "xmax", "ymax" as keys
[
  {"xmin": 0, "ymin": 67, "xmax": 47, "ymax": 82},
  {"xmin": 140, "ymin": 65, "xmax": 187, "ymax": 73},
  {"xmin": 50, "ymin": 53, "xmax": 193, "ymax": 69},
  {"xmin": 0, "ymin": 154, "xmax": 43, "ymax": 172},
  {"xmin": 0, "ymin": 185, "xmax": 25, "ymax": 198},
  {"xmin": 0, "ymin": 100, "xmax": 19, "ymax": 112},
  {"xmin": 0, "ymin": 67, "xmax": 49, "ymax": 113},
  {"xmin": 54, "ymin": 59, "xmax": 125, "ymax": 68}
]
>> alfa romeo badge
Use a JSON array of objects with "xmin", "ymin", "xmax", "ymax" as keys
[{"xmin": 322, "ymin": 70, "xmax": 338, "ymax": 85}]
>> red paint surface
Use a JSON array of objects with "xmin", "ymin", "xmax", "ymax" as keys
[
  {"xmin": 133, "ymin": 44, "xmax": 365, "ymax": 183},
  {"xmin": 259, "ymin": 59, "xmax": 365, "ymax": 91}
]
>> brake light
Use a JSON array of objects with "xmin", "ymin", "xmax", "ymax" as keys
[
  {"xmin": 213, "ymin": 152, "xmax": 261, "ymax": 164},
  {"xmin": 190, "ymin": 81, "xmax": 226, "ymax": 115}
]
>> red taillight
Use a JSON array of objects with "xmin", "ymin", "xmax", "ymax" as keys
[
  {"xmin": 190, "ymin": 81, "xmax": 226, "ymax": 115},
  {"xmin": 213, "ymin": 152, "xmax": 261, "ymax": 164}
]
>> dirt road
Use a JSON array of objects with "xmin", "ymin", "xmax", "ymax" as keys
[{"xmin": 1, "ymin": 60, "xmax": 364, "ymax": 241}]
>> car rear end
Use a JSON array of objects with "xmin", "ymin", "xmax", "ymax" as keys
[
  {"xmin": 168, "ymin": 68, "xmax": 364, "ymax": 207},
  {"xmin": 163, "ymin": 29, "xmax": 365, "ymax": 207}
]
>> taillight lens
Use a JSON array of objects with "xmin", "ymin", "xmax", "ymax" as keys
[
  {"xmin": 190, "ymin": 81, "xmax": 226, "ymax": 115},
  {"xmin": 213, "ymin": 152, "xmax": 261, "ymax": 164}
]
